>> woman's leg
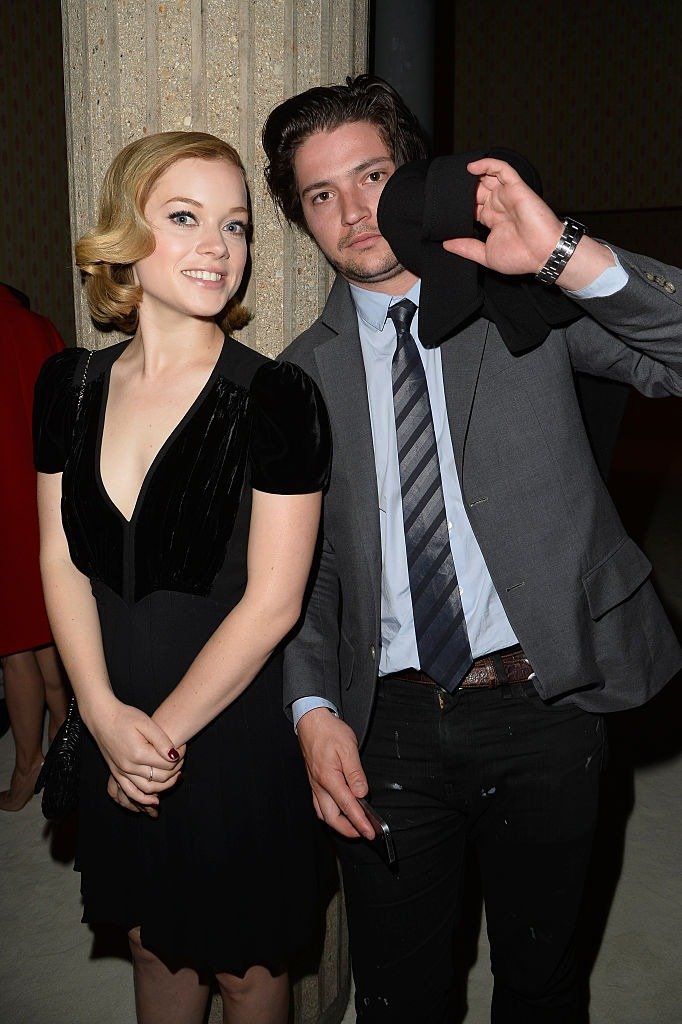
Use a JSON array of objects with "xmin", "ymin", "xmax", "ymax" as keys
[
  {"xmin": 128, "ymin": 927, "xmax": 211, "ymax": 1024},
  {"xmin": 0, "ymin": 650, "xmax": 45, "ymax": 811},
  {"xmin": 35, "ymin": 643, "xmax": 68, "ymax": 741},
  {"xmin": 216, "ymin": 966, "xmax": 289, "ymax": 1024}
]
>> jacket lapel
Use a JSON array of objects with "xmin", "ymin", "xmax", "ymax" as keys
[
  {"xmin": 440, "ymin": 316, "xmax": 490, "ymax": 475},
  {"xmin": 314, "ymin": 279, "xmax": 382, "ymax": 604},
  {"xmin": 309, "ymin": 279, "xmax": 490, "ymax": 612}
]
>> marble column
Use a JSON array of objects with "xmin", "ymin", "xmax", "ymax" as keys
[
  {"xmin": 60, "ymin": 3, "xmax": 368, "ymax": 1022},
  {"xmin": 61, "ymin": 0, "xmax": 368, "ymax": 356}
]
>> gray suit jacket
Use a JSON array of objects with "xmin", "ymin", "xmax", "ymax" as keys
[{"xmin": 283, "ymin": 246, "xmax": 682, "ymax": 747}]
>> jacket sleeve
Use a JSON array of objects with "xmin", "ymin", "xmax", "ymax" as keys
[
  {"xmin": 283, "ymin": 530, "xmax": 343, "ymax": 715},
  {"xmin": 566, "ymin": 245, "xmax": 682, "ymax": 396}
]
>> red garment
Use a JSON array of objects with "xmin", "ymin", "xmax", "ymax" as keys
[{"xmin": 0, "ymin": 285, "xmax": 65, "ymax": 656}]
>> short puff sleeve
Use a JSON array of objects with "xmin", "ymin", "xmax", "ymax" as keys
[
  {"xmin": 33, "ymin": 347, "xmax": 83, "ymax": 473},
  {"xmin": 249, "ymin": 360, "xmax": 331, "ymax": 494}
]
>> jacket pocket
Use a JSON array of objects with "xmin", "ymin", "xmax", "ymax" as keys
[{"xmin": 582, "ymin": 536, "xmax": 652, "ymax": 620}]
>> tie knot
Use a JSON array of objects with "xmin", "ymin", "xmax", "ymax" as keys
[{"xmin": 388, "ymin": 298, "xmax": 417, "ymax": 335}]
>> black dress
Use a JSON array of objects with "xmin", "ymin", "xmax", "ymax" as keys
[{"xmin": 33, "ymin": 336, "xmax": 331, "ymax": 973}]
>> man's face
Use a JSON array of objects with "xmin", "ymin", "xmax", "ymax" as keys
[{"xmin": 294, "ymin": 121, "xmax": 417, "ymax": 293}]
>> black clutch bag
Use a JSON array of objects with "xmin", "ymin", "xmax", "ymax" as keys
[{"xmin": 34, "ymin": 695, "xmax": 82, "ymax": 820}]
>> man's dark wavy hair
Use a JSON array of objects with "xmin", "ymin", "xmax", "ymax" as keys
[{"xmin": 262, "ymin": 74, "xmax": 429, "ymax": 232}]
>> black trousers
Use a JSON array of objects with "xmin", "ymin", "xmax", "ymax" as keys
[{"xmin": 336, "ymin": 676, "xmax": 604, "ymax": 1024}]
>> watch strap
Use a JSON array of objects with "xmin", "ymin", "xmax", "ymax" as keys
[{"xmin": 536, "ymin": 217, "xmax": 587, "ymax": 285}]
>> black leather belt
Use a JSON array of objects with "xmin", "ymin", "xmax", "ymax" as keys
[{"xmin": 383, "ymin": 646, "xmax": 533, "ymax": 690}]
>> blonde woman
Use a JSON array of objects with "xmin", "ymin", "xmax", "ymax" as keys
[{"xmin": 34, "ymin": 132, "xmax": 330, "ymax": 1024}]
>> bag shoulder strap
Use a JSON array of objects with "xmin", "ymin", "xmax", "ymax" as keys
[{"xmin": 76, "ymin": 349, "xmax": 93, "ymax": 411}]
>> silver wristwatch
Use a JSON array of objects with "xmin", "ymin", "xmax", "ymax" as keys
[{"xmin": 535, "ymin": 217, "xmax": 587, "ymax": 285}]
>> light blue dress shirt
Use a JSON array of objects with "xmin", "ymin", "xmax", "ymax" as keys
[
  {"xmin": 292, "ymin": 257, "xmax": 628, "ymax": 728},
  {"xmin": 352, "ymin": 279, "xmax": 519, "ymax": 673}
]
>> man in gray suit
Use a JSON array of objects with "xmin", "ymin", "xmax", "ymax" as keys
[{"xmin": 262, "ymin": 76, "xmax": 682, "ymax": 1024}]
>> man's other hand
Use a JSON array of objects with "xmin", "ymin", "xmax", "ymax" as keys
[
  {"xmin": 443, "ymin": 157, "xmax": 614, "ymax": 290},
  {"xmin": 296, "ymin": 707, "xmax": 375, "ymax": 840}
]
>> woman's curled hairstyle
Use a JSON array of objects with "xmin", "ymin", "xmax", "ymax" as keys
[{"xmin": 76, "ymin": 131, "xmax": 250, "ymax": 333}]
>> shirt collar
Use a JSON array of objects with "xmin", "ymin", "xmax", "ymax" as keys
[{"xmin": 349, "ymin": 278, "xmax": 422, "ymax": 332}]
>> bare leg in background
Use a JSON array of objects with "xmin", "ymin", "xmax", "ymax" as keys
[{"xmin": 0, "ymin": 644, "xmax": 67, "ymax": 811}]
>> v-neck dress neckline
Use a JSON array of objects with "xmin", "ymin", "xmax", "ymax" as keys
[
  {"xmin": 61, "ymin": 334, "xmax": 262, "ymax": 606},
  {"xmin": 96, "ymin": 337, "xmax": 226, "ymax": 526}
]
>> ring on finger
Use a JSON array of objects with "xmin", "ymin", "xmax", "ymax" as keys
[{"xmin": 148, "ymin": 766, "xmax": 154, "ymax": 782}]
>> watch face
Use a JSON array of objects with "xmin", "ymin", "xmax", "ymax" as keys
[{"xmin": 565, "ymin": 217, "xmax": 588, "ymax": 234}]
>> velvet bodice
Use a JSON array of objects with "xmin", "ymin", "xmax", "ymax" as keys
[{"xmin": 33, "ymin": 337, "xmax": 330, "ymax": 605}]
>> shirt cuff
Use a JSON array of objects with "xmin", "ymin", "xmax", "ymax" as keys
[
  {"xmin": 292, "ymin": 696, "xmax": 340, "ymax": 733},
  {"xmin": 566, "ymin": 249, "xmax": 628, "ymax": 299}
]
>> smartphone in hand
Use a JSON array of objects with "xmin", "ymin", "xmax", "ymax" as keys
[{"xmin": 357, "ymin": 797, "xmax": 396, "ymax": 865}]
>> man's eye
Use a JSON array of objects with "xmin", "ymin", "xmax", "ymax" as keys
[
  {"xmin": 367, "ymin": 171, "xmax": 384, "ymax": 183},
  {"xmin": 312, "ymin": 191, "xmax": 332, "ymax": 204}
]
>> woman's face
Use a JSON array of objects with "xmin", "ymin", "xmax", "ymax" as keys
[{"xmin": 133, "ymin": 156, "xmax": 248, "ymax": 326}]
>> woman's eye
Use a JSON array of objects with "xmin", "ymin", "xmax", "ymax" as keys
[
  {"xmin": 224, "ymin": 221, "xmax": 247, "ymax": 236},
  {"xmin": 169, "ymin": 210, "xmax": 196, "ymax": 226},
  {"xmin": 367, "ymin": 171, "xmax": 384, "ymax": 183}
]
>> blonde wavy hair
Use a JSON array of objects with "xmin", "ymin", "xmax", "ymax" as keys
[{"xmin": 76, "ymin": 131, "xmax": 251, "ymax": 333}]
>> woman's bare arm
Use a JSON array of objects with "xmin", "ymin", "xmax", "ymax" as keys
[
  {"xmin": 151, "ymin": 488, "xmax": 322, "ymax": 746},
  {"xmin": 38, "ymin": 472, "xmax": 183, "ymax": 809}
]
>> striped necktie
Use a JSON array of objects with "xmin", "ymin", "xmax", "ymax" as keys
[{"xmin": 389, "ymin": 298, "xmax": 472, "ymax": 692}]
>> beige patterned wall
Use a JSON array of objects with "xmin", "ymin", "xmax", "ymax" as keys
[
  {"xmin": 0, "ymin": 1, "xmax": 74, "ymax": 342},
  {"xmin": 452, "ymin": 1, "xmax": 682, "ymax": 214},
  {"xmin": 60, "ymin": 7, "xmax": 368, "ymax": 1020},
  {"xmin": 62, "ymin": 0, "xmax": 368, "ymax": 355}
]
